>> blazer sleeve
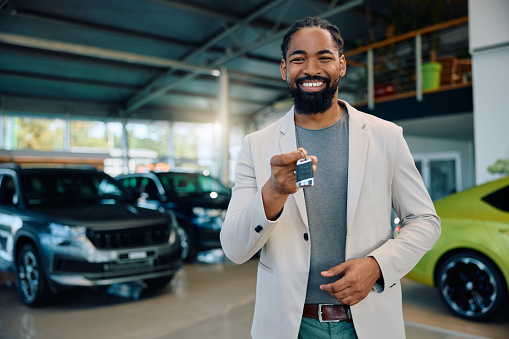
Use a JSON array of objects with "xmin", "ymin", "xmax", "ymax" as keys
[
  {"xmin": 369, "ymin": 126, "xmax": 441, "ymax": 291},
  {"xmin": 220, "ymin": 135, "xmax": 279, "ymax": 264}
]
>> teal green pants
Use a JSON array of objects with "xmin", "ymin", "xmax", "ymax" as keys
[{"xmin": 298, "ymin": 317, "xmax": 358, "ymax": 339}]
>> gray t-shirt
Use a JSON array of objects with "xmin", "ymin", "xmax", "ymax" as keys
[{"xmin": 295, "ymin": 109, "xmax": 349, "ymax": 305}]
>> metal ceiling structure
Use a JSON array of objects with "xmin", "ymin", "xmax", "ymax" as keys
[{"xmin": 0, "ymin": 0, "xmax": 468, "ymax": 127}]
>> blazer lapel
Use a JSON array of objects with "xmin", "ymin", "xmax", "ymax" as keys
[
  {"xmin": 279, "ymin": 107, "xmax": 309, "ymax": 227},
  {"xmin": 344, "ymin": 101, "xmax": 369, "ymax": 231}
]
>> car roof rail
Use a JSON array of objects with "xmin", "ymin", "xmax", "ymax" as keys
[{"xmin": 0, "ymin": 162, "xmax": 22, "ymax": 170}]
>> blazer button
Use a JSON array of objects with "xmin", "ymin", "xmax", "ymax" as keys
[
  {"xmin": 303, "ymin": 233, "xmax": 309, "ymax": 241},
  {"xmin": 255, "ymin": 225, "xmax": 263, "ymax": 233}
]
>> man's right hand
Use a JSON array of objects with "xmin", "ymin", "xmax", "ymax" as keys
[{"xmin": 261, "ymin": 147, "xmax": 317, "ymax": 220}]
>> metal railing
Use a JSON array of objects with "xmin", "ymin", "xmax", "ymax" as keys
[{"xmin": 341, "ymin": 16, "xmax": 470, "ymax": 109}]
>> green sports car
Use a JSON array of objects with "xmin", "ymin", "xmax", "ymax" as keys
[{"xmin": 406, "ymin": 176, "xmax": 509, "ymax": 321}]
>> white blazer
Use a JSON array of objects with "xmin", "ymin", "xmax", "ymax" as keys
[{"xmin": 220, "ymin": 100, "xmax": 440, "ymax": 339}]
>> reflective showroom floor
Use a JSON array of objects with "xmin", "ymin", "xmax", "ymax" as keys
[{"xmin": 1, "ymin": 249, "xmax": 508, "ymax": 339}]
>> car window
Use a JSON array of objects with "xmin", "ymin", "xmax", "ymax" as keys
[
  {"xmin": 0, "ymin": 175, "xmax": 18, "ymax": 206},
  {"xmin": 21, "ymin": 172, "xmax": 123, "ymax": 206},
  {"xmin": 482, "ymin": 185, "xmax": 509, "ymax": 212},
  {"xmin": 140, "ymin": 178, "xmax": 159, "ymax": 200},
  {"xmin": 156, "ymin": 173, "xmax": 198, "ymax": 197},
  {"xmin": 197, "ymin": 175, "xmax": 230, "ymax": 195},
  {"xmin": 174, "ymin": 176, "xmax": 197, "ymax": 194},
  {"xmin": 156, "ymin": 173, "xmax": 229, "ymax": 197},
  {"xmin": 119, "ymin": 177, "xmax": 140, "ymax": 192}
]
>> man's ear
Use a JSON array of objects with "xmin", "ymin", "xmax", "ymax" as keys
[
  {"xmin": 339, "ymin": 54, "xmax": 347, "ymax": 76},
  {"xmin": 280, "ymin": 59, "xmax": 287, "ymax": 81}
]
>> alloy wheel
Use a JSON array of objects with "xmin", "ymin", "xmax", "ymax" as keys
[
  {"xmin": 18, "ymin": 249, "xmax": 40, "ymax": 304},
  {"xmin": 177, "ymin": 226, "xmax": 190, "ymax": 260},
  {"xmin": 438, "ymin": 253, "xmax": 503, "ymax": 320}
]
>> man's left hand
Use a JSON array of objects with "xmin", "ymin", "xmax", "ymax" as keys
[{"xmin": 320, "ymin": 257, "xmax": 382, "ymax": 306}]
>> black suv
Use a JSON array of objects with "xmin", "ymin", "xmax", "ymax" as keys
[
  {"xmin": 0, "ymin": 164, "xmax": 182, "ymax": 306},
  {"xmin": 116, "ymin": 171, "xmax": 230, "ymax": 262}
]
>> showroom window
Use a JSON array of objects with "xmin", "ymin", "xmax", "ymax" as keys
[
  {"xmin": 70, "ymin": 120, "xmax": 122, "ymax": 152},
  {"xmin": 173, "ymin": 122, "xmax": 216, "ymax": 172},
  {"xmin": 3, "ymin": 116, "xmax": 65, "ymax": 151},
  {"xmin": 1, "ymin": 114, "xmax": 225, "ymax": 180},
  {"xmin": 126, "ymin": 121, "xmax": 170, "ymax": 158}
]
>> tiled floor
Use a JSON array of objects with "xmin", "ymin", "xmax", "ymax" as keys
[{"xmin": 0, "ymin": 251, "xmax": 508, "ymax": 339}]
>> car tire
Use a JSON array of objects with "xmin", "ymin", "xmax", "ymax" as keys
[
  {"xmin": 177, "ymin": 222, "xmax": 196, "ymax": 263},
  {"xmin": 436, "ymin": 251, "xmax": 508, "ymax": 321},
  {"xmin": 144, "ymin": 275, "xmax": 173, "ymax": 289},
  {"xmin": 16, "ymin": 244, "xmax": 51, "ymax": 307}
]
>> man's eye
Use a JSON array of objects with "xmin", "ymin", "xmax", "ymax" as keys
[{"xmin": 291, "ymin": 57, "xmax": 304, "ymax": 63}]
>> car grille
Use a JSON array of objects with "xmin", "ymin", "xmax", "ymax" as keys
[
  {"xmin": 86, "ymin": 224, "xmax": 170, "ymax": 249},
  {"xmin": 52, "ymin": 251, "xmax": 181, "ymax": 276}
]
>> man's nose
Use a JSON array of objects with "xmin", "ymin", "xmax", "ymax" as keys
[{"xmin": 303, "ymin": 59, "xmax": 321, "ymax": 76}]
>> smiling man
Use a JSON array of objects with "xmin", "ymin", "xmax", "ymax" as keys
[{"xmin": 220, "ymin": 17, "xmax": 440, "ymax": 339}]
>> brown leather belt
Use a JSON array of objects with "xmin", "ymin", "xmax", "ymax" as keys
[{"xmin": 303, "ymin": 304, "xmax": 352, "ymax": 322}]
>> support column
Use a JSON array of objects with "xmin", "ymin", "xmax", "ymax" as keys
[
  {"xmin": 0, "ymin": 98, "xmax": 4, "ymax": 149},
  {"xmin": 218, "ymin": 67, "xmax": 230, "ymax": 185},
  {"xmin": 415, "ymin": 35, "xmax": 423, "ymax": 102},
  {"xmin": 367, "ymin": 49, "xmax": 374, "ymax": 110},
  {"xmin": 64, "ymin": 107, "xmax": 71, "ymax": 152},
  {"xmin": 121, "ymin": 116, "xmax": 129, "ymax": 174},
  {"xmin": 168, "ymin": 121, "xmax": 175, "ymax": 170},
  {"xmin": 469, "ymin": 0, "xmax": 509, "ymax": 184}
]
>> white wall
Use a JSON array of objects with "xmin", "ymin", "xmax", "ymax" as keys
[
  {"xmin": 406, "ymin": 136, "xmax": 475, "ymax": 191},
  {"xmin": 469, "ymin": 0, "xmax": 509, "ymax": 184}
]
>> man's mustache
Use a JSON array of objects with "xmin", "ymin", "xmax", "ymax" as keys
[{"xmin": 295, "ymin": 75, "xmax": 330, "ymax": 84}]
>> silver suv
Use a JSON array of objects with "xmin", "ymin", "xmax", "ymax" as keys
[{"xmin": 0, "ymin": 164, "xmax": 182, "ymax": 306}]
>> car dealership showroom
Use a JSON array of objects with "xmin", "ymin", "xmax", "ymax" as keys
[{"xmin": 1, "ymin": 0, "xmax": 508, "ymax": 338}]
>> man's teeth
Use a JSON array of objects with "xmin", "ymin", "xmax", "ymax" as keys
[{"xmin": 302, "ymin": 82, "xmax": 323, "ymax": 87}]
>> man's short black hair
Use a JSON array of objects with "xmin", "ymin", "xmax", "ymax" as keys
[{"xmin": 281, "ymin": 17, "xmax": 344, "ymax": 60}]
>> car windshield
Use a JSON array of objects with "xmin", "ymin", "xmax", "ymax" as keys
[
  {"xmin": 156, "ymin": 173, "xmax": 230, "ymax": 198},
  {"xmin": 20, "ymin": 171, "xmax": 125, "ymax": 206}
]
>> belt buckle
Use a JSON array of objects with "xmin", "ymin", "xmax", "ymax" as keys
[{"xmin": 318, "ymin": 304, "xmax": 340, "ymax": 323}]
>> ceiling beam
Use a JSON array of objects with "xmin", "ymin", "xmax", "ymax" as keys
[
  {"xmin": 123, "ymin": 0, "xmax": 287, "ymax": 113},
  {"xmin": 145, "ymin": 0, "xmax": 275, "ymax": 30},
  {"xmin": 1, "ymin": 9, "xmax": 282, "ymax": 66},
  {"xmin": 0, "ymin": 70, "xmax": 278, "ymax": 105},
  {"xmin": 4, "ymin": 9, "xmax": 198, "ymax": 49},
  {"xmin": 0, "ymin": 32, "xmax": 220, "ymax": 75},
  {"xmin": 123, "ymin": 0, "xmax": 363, "ymax": 113},
  {"xmin": 0, "ymin": 70, "xmax": 140, "ymax": 90}
]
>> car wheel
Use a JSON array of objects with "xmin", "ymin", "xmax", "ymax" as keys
[
  {"xmin": 144, "ymin": 275, "xmax": 173, "ymax": 289},
  {"xmin": 16, "ymin": 244, "xmax": 50, "ymax": 307},
  {"xmin": 436, "ymin": 251, "xmax": 508, "ymax": 321},
  {"xmin": 177, "ymin": 223, "xmax": 196, "ymax": 263}
]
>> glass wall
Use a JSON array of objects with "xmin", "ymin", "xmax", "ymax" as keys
[
  {"xmin": 70, "ymin": 120, "xmax": 123, "ymax": 152},
  {"xmin": 1, "ymin": 114, "xmax": 220, "ymax": 179},
  {"xmin": 173, "ymin": 122, "xmax": 217, "ymax": 173},
  {"xmin": 4, "ymin": 116, "xmax": 65, "ymax": 151}
]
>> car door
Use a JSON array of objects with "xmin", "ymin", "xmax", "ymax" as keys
[
  {"xmin": 480, "ymin": 183, "xmax": 509, "ymax": 272},
  {"xmin": 137, "ymin": 177, "xmax": 163, "ymax": 210},
  {"xmin": 0, "ymin": 174, "xmax": 22, "ymax": 271}
]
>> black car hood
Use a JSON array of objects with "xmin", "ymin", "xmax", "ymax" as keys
[{"xmin": 26, "ymin": 203, "xmax": 167, "ymax": 229}]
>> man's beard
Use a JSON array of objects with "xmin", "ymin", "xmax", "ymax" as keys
[{"xmin": 288, "ymin": 75, "xmax": 339, "ymax": 115}]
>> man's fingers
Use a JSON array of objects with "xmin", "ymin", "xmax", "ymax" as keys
[
  {"xmin": 272, "ymin": 149, "xmax": 319, "ymax": 167},
  {"xmin": 320, "ymin": 283, "xmax": 350, "ymax": 301},
  {"xmin": 321, "ymin": 262, "xmax": 347, "ymax": 277}
]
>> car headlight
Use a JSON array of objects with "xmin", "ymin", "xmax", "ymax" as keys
[{"xmin": 48, "ymin": 223, "xmax": 86, "ymax": 238}]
